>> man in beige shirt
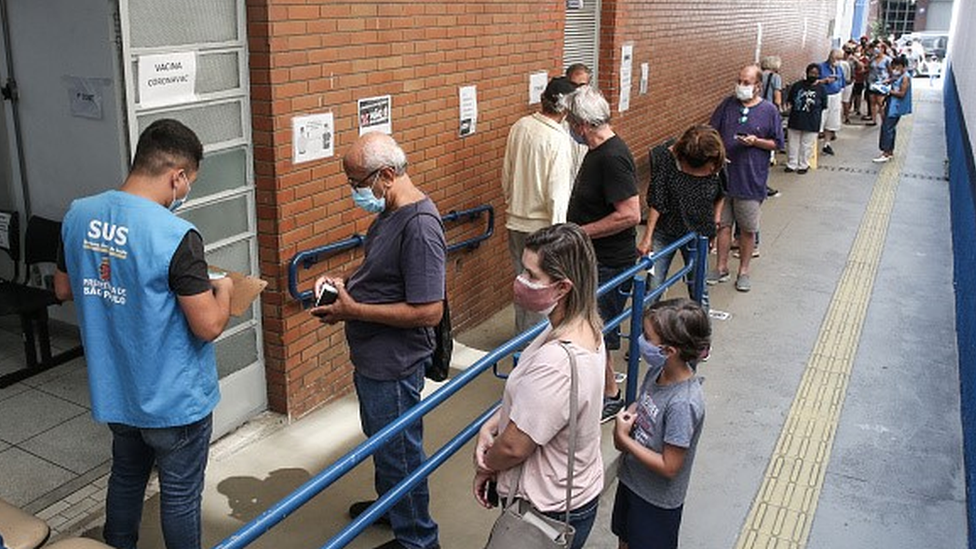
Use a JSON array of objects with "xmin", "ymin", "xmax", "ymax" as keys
[{"xmin": 502, "ymin": 76, "xmax": 577, "ymax": 332}]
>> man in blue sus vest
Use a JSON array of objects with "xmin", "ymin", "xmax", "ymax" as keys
[{"xmin": 55, "ymin": 119, "xmax": 234, "ymax": 549}]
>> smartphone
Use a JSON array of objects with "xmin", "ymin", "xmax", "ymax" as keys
[
  {"xmin": 315, "ymin": 281, "xmax": 339, "ymax": 307},
  {"xmin": 486, "ymin": 480, "xmax": 499, "ymax": 507}
]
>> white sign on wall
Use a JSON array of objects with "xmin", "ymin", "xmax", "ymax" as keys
[
  {"xmin": 459, "ymin": 85, "xmax": 478, "ymax": 137},
  {"xmin": 619, "ymin": 44, "xmax": 633, "ymax": 112},
  {"xmin": 138, "ymin": 52, "xmax": 197, "ymax": 108},
  {"xmin": 358, "ymin": 95, "xmax": 393, "ymax": 135},
  {"xmin": 528, "ymin": 71, "xmax": 548, "ymax": 105},
  {"xmin": 292, "ymin": 112, "xmax": 335, "ymax": 164}
]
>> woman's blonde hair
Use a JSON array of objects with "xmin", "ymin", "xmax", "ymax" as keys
[{"xmin": 525, "ymin": 223, "xmax": 603, "ymax": 339}]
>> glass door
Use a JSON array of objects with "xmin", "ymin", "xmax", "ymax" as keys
[{"xmin": 118, "ymin": 0, "xmax": 266, "ymax": 437}]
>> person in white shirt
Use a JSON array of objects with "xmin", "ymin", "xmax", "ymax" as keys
[{"xmin": 502, "ymin": 76, "xmax": 577, "ymax": 332}]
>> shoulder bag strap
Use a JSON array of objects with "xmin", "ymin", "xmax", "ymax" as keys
[
  {"xmin": 504, "ymin": 341, "xmax": 579, "ymax": 534},
  {"xmin": 557, "ymin": 341, "xmax": 579, "ymax": 528}
]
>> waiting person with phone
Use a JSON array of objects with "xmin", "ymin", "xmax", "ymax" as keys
[
  {"xmin": 707, "ymin": 64, "xmax": 783, "ymax": 293},
  {"xmin": 873, "ymin": 56, "xmax": 913, "ymax": 164},
  {"xmin": 311, "ymin": 132, "xmax": 445, "ymax": 549},
  {"xmin": 473, "ymin": 223, "xmax": 606, "ymax": 549}
]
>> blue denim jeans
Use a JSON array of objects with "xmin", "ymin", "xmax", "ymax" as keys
[
  {"xmin": 354, "ymin": 362, "xmax": 439, "ymax": 549},
  {"xmin": 649, "ymin": 232, "xmax": 710, "ymax": 312},
  {"xmin": 104, "ymin": 414, "xmax": 213, "ymax": 549},
  {"xmin": 597, "ymin": 263, "xmax": 634, "ymax": 350},
  {"xmin": 540, "ymin": 496, "xmax": 600, "ymax": 549},
  {"xmin": 879, "ymin": 115, "xmax": 901, "ymax": 153}
]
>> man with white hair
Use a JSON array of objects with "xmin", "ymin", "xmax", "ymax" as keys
[
  {"xmin": 312, "ymin": 132, "xmax": 445, "ymax": 549},
  {"xmin": 819, "ymin": 49, "xmax": 847, "ymax": 155},
  {"xmin": 502, "ymin": 76, "xmax": 576, "ymax": 332},
  {"xmin": 565, "ymin": 86, "xmax": 641, "ymax": 422}
]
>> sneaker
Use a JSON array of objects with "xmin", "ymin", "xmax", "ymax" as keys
[
  {"xmin": 797, "ymin": 168, "xmax": 809, "ymax": 174},
  {"xmin": 735, "ymin": 274, "xmax": 752, "ymax": 292},
  {"xmin": 601, "ymin": 392, "xmax": 625, "ymax": 423},
  {"xmin": 822, "ymin": 144, "xmax": 835, "ymax": 156},
  {"xmin": 350, "ymin": 501, "xmax": 391, "ymax": 527},
  {"xmin": 872, "ymin": 154, "xmax": 891, "ymax": 163},
  {"xmin": 706, "ymin": 270, "xmax": 730, "ymax": 285},
  {"xmin": 613, "ymin": 371, "xmax": 627, "ymax": 384},
  {"xmin": 767, "ymin": 187, "xmax": 781, "ymax": 197},
  {"xmin": 784, "ymin": 166, "xmax": 795, "ymax": 173}
]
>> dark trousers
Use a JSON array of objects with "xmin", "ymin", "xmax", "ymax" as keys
[{"xmin": 879, "ymin": 115, "xmax": 901, "ymax": 153}]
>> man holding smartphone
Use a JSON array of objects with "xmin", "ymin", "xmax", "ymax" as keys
[
  {"xmin": 310, "ymin": 132, "xmax": 445, "ymax": 549},
  {"xmin": 708, "ymin": 64, "xmax": 783, "ymax": 293}
]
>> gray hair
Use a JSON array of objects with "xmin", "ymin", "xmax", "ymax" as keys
[
  {"xmin": 564, "ymin": 86, "xmax": 611, "ymax": 128},
  {"xmin": 760, "ymin": 55, "xmax": 782, "ymax": 72},
  {"xmin": 360, "ymin": 132, "xmax": 408, "ymax": 175}
]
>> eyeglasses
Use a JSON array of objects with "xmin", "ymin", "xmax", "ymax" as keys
[
  {"xmin": 738, "ymin": 106, "xmax": 750, "ymax": 124},
  {"xmin": 347, "ymin": 167, "xmax": 384, "ymax": 189}
]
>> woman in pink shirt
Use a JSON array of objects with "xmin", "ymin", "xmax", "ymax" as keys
[{"xmin": 473, "ymin": 223, "xmax": 606, "ymax": 549}]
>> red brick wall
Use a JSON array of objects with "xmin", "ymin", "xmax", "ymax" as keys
[
  {"xmin": 246, "ymin": 0, "xmax": 837, "ymax": 419},
  {"xmin": 597, "ymin": 0, "xmax": 837, "ymax": 186}
]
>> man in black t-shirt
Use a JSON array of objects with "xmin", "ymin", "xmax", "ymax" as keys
[{"xmin": 565, "ymin": 86, "xmax": 641, "ymax": 422}]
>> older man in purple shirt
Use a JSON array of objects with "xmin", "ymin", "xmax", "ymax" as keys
[{"xmin": 708, "ymin": 65, "xmax": 784, "ymax": 292}]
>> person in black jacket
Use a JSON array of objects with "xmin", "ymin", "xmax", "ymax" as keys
[{"xmin": 785, "ymin": 64, "xmax": 828, "ymax": 174}]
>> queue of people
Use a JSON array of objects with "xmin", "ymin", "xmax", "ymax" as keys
[{"xmin": 49, "ymin": 45, "xmax": 914, "ymax": 549}]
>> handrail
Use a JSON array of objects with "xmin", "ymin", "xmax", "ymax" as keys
[
  {"xmin": 286, "ymin": 204, "xmax": 494, "ymax": 307},
  {"xmin": 216, "ymin": 232, "xmax": 709, "ymax": 549}
]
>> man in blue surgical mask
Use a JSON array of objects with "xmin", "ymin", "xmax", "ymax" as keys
[{"xmin": 311, "ymin": 131, "xmax": 446, "ymax": 549}]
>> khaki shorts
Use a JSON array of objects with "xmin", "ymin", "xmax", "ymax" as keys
[{"xmin": 719, "ymin": 198, "xmax": 761, "ymax": 233}]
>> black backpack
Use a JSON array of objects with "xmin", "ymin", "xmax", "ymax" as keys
[{"xmin": 404, "ymin": 212, "xmax": 452, "ymax": 382}]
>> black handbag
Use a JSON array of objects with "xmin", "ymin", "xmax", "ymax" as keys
[
  {"xmin": 483, "ymin": 342, "xmax": 580, "ymax": 549},
  {"xmin": 426, "ymin": 298, "xmax": 452, "ymax": 381}
]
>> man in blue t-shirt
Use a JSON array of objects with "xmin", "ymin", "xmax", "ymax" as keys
[
  {"xmin": 55, "ymin": 119, "xmax": 234, "ymax": 549},
  {"xmin": 312, "ymin": 132, "xmax": 445, "ymax": 549},
  {"xmin": 708, "ymin": 65, "xmax": 784, "ymax": 293},
  {"xmin": 819, "ymin": 49, "xmax": 847, "ymax": 155}
]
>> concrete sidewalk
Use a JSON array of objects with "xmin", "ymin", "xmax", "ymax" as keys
[{"xmin": 63, "ymin": 80, "xmax": 964, "ymax": 549}]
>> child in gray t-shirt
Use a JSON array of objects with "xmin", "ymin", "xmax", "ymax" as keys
[{"xmin": 611, "ymin": 298, "xmax": 709, "ymax": 549}]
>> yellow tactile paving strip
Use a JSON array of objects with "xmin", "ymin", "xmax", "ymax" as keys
[{"xmin": 734, "ymin": 116, "xmax": 915, "ymax": 549}]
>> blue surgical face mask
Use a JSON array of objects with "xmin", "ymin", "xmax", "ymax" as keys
[
  {"xmin": 169, "ymin": 173, "xmax": 192, "ymax": 212},
  {"xmin": 639, "ymin": 334, "xmax": 668, "ymax": 368},
  {"xmin": 570, "ymin": 125, "xmax": 587, "ymax": 146},
  {"xmin": 351, "ymin": 186, "xmax": 386, "ymax": 214}
]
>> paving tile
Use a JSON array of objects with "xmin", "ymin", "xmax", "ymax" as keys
[
  {"xmin": 20, "ymin": 355, "xmax": 87, "ymax": 389},
  {"xmin": 0, "ymin": 379, "xmax": 28, "ymax": 403},
  {"xmin": 0, "ymin": 447, "xmax": 75, "ymax": 507},
  {"xmin": 36, "ymin": 362, "xmax": 92, "ymax": 409},
  {"xmin": 19, "ymin": 414, "xmax": 111, "ymax": 475},
  {"xmin": 0, "ymin": 388, "xmax": 86, "ymax": 444}
]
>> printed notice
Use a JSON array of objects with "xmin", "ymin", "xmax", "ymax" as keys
[
  {"xmin": 358, "ymin": 95, "xmax": 392, "ymax": 136},
  {"xmin": 63, "ymin": 76, "xmax": 111, "ymax": 120},
  {"xmin": 619, "ymin": 44, "xmax": 633, "ymax": 112},
  {"xmin": 293, "ymin": 112, "xmax": 335, "ymax": 164},
  {"xmin": 528, "ymin": 71, "xmax": 548, "ymax": 105},
  {"xmin": 459, "ymin": 85, "xmax": 478, "ymax": 137},
  {"xmin": 640, "ymin": 63, "xmax": 649, "ymax": 95},
  {"xmin": 138, "ymin": 52, "xmax": 196, "ymax": 108}
]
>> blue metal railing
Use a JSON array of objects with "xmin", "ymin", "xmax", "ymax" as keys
[
  {"xmin": 216, "ymin": 232, "xmax": 708, "ymax": 549},
  {"xmin": 287, "ymin": 204, "xmax": 494, "ymax": 307}
]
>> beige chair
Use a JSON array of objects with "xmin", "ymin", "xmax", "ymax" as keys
[
  {"xmin": 44, "ymin": 539, "xmax": 114, "ymax": 549},
  {"xmin": 0, "ymin": 497, "xmax": 50, "ymax": 549}
]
